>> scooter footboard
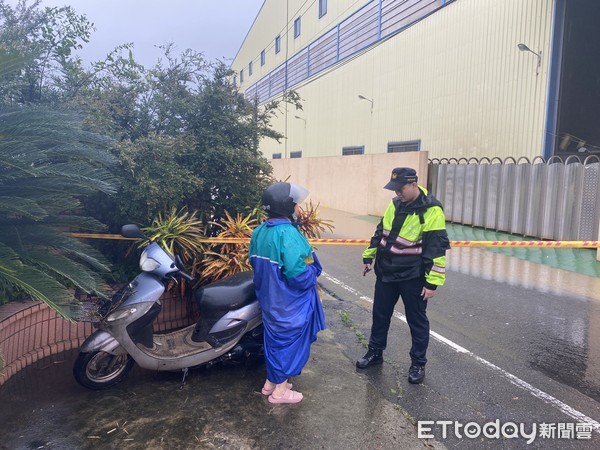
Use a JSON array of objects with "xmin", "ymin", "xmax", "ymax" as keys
[{"xmin": 80, "ymin": 330, "xmax": 127, "ymax": 355}]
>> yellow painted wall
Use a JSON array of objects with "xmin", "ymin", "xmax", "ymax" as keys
[{"xmin": 236, "ymin": 0, "xmax": 555, "ymax": 161}]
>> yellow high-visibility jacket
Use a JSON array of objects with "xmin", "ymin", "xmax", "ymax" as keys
[{"xmin": 362, "ymin": 186, "xmax": 450, "ymax": 288}]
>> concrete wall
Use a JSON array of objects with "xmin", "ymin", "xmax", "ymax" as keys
[{"xmin": 270, "ymin": 151, "xmax": 429, "ymax": 216}]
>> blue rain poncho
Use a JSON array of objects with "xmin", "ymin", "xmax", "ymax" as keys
[{"xmin": 249, "ymin": 218, "xmax": 326, "ymax": 384}]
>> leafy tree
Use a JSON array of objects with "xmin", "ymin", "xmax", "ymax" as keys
[
  {"xmin": 115, "ymin": 133, "xmax": 202, "ymax": 222},
  {"xmin": 1, "ymin": 0, "xmax": 299, "ymax": 285},
  {"xmin": 177, "ymin": 59, "xmax": 279, "ymax": 219},
  {"xmin": 72, "ymin": 45, "xmax": 288, "ymax": 228},
  {"xmin": 0, "ymin": 0, "xmax": 94, "ymax": 105},
  {"xmin": 2, "ymin": 1, "xmax": 294, "ymax": 230}
]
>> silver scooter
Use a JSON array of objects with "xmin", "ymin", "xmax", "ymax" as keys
[{"xmin": 73, "ymin": 224, "xmax": 263, "ymax": 390}]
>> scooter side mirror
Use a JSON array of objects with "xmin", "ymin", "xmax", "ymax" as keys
[{"xmin": 121, "ymin": 224, "xmax": 147, "ymax": 239}]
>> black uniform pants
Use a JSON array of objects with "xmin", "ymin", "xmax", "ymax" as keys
[{"xmin": 368, "ymin": 277, "xmax": 430, "ymax": 366}]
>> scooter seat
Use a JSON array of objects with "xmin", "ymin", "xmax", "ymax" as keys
[{"xmin": 195, "ymin": 270, "xmax": 256, "ymax": 313}]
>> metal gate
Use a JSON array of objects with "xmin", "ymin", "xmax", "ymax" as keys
[{"xmin": 428, "ymin": 155, "xmax": 600, "ymax": 241}]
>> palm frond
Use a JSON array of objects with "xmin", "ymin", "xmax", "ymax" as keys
[
  {"xmin": 0, "ymin": 244, "xmax": 79, "ymax": 320},
  {"xmin": 0, "ymin": 53, "xmax": 116, "ymax": 319},
  {"xmin": 50, "ymin": 142, "xmax": 119, "ymax": 167},
  {"xmin": 41, "ymin": 163, "xmax": 118, "ymax": 195},
  {"xmin": 0, "ymin": 264, "xmax": 80, "ymax": 321},
  {"xmin": 3, "ymin": 178, "xmax": 105, "ymax": 198},
  {"xmin": 0, "ymin": 108, "xmax": 113, "ymax": 150},
  {"xmin": 0, "ymin": 196, "xmax": 48, "ymax": 220},
  {"xmin": 25, "ymin": 250, "xmax": 105, "ymax": 295},
  {"xmin": 0, "ymin": 242, "xmax": 23, "ymax": 271},
  {"xmin": 0, "ymin": 224, "xmax": 112, "ymax": 272},
  {"xmin": 42, "ymin": 214, "xmax": 108, "ymax": 232}
]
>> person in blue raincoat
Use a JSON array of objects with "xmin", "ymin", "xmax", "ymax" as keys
[{"xmin": 249, "ymin": 182, "xmax": 326, "ymax": 404}]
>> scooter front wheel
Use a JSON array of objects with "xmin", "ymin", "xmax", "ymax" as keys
[{"xmin": 73, "ymin": 351, "xmax": 134, "ymax": 390}]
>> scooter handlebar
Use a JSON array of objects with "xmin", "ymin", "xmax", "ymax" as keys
[
  {"xmin": 180, "ymin": 271, "xmax": 194, "ymax": 282},
  {"xmin": 174, "ymin": 254, "xmax": 195, "ymax": 282}
]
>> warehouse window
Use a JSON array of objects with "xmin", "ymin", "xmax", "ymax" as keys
[
  {"xmin": 290, "ymin": 151, "xmax": 302, "ymax": 158},
  {"xmin": 261, "ymin": 50, "xmax": 265, "ymax": 66},
  {"xmin": 387, "ymin": 140, "xmax": 421, "ymax": 153},
  {"xmin": 272, "ymin": 153, "xmax": 282, "ymax": 159},
  {"xmin": 249, "ymin": 61, "xmax": 253, "ymax": 76},
  {"xmin": 240, "ymin": 69, "xmax": 244, "ymax": 82},
  {"xmin": 342, "ymin": 146, "xmax": 364, "ymax": 156},
  {"xmin": 233, "ymin": 75, "xmax": 237, "ymax": 86},
  {"xmin": 319, "ymin": 0, "xmax": 327, "ymax": 18},
  {"xmin": 294, "ymin": 17, "xmax": 301, "ymax": 38},
  {"xmin": 275, "ymin": 35, "xmax": 281, "ymax": 54}
]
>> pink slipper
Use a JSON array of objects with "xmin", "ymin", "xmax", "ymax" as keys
[
  {"xmin": 261, "ymin": 382, "xmax": 292, "ymax": 396},
  {"xmin": 268, "ymin": 389, "xmax": 303, "ymax": 404}
]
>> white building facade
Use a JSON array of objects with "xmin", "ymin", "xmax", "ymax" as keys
[{"xmin": 232, "ymin": 0, "xmax": 599, "ymax": 162}]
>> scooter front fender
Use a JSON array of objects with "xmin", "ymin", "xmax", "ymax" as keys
[{"xmin": 80, "ymin": 330, "xmax": 127, "ymax": 355}]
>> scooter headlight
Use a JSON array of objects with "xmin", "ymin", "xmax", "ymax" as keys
[
  {"xmin": 140, "ymin": 249, "xmax": 161, "ymax": 272},
  {"xmin": 106, "ymin": 307, "xmax": 137, "ymax": 322}
]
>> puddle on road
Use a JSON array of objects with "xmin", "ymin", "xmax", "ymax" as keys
[
  {"xmin": 449, "ymin": 247, "xmax": 600, "ymax": 302},
  {"xmin": 0, "ymin": 350, "xmax": 267, "ymax": 449},
  {"xmin": 0, "ymin": 330, "xmax": 423, "ymax": 450},
  {"xmin": 530, "ymin": 330, "xmax": 600, "ymax": 402},
  {"xmin": 448, "ymin": 247, "xmax": 600, "ymax": 403},
  {"xmin": 320, "ymin": 209, "xmax": 600, "ymax": 300}
]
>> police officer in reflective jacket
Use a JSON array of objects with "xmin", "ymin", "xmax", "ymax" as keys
[{"xmin": 357, "ymin": 167, "xmax": 450, "ymax": 384}]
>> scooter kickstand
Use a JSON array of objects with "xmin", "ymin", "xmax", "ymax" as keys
[{"xmin": 179, "ymin": 367, "xmax": 189, "ymax": 390}]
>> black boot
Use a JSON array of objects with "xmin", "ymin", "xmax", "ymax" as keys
[
  {"xmin": 356, "ymin": 348, "xmax": 383, "ymax": 369},
  {"xmin": 408, "ymin": 364, "xmax": 425, "ymax": 384}
]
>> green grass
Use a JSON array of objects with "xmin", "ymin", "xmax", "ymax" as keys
[{"xmin": 338, "ymin": 310, "xmax": 369, "ymax": 348}]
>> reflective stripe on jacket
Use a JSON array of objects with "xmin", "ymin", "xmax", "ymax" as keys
[{"xmin": 362, "ymin": 186, "xmax": 450, "ymax": 288}]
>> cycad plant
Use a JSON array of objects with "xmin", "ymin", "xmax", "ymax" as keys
[
  {"xmin": 0, "ymin": 53, "xmax": 119, "ymax": 319},
  {"xmin": 193, "ymin": 210, "xmax": 259, "ymax": 285},
  {"xmin": 139, "ymin": 207, "xmax": 207, "ymax": 295},
  {"xmin": 136, "ymin": 203, "xmax": 335, "ymax": 290},
  {"xmin": 140, "ymin": 207, "xmax": 206, "ymax": 264},
  {"xmin": 194, "ymin": 204, "xmax": 334, "ymax": 284},
  {"xmin": 296, "ymin": 200, "xmax": 335, "ymax": 240}
]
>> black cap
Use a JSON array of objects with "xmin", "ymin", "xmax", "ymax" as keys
[{"xmin": 384, "ymin": 167, "xmax": 418, "ymax": 191}]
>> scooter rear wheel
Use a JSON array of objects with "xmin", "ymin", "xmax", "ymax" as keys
[{"xmin": 73, "ymin": 351, "xmax": 134, "ymax": 390}]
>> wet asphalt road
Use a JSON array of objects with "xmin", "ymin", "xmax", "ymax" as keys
[
  {"xmin": 0, "ymin": 318, "xmax": 431, "ymax": 450},
  {"xmin": 1, "ymin": 207, "xmax": 600, "ymax": 449},
  {"xmin": 2, "ymin": 244, "xmax": 599, "ymax": 449},
  {"xmin": 316, "ymin": 243, "xmax": 600, "ymax": 449}
]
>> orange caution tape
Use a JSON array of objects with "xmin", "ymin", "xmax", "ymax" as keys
[
  {"xmin": 69, "ymin": 233, "xmax": 137, "ymax": 240},
  {"xmin": 450, "ymin": 240, "xmax": 600, "ymax": 248},
  {"xmin": 68, "ymin": 233, "xmax": 600, "ymax": 248}
]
